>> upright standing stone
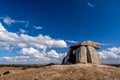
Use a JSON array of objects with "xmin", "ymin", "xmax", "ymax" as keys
[
  {"xmin": 87, "ymin": 46, "xmax": 100, "ymax": 64},
  {"xmin": 62, "ymin": 48, "xmax": 74, "ymax": 64},
  {"xmin": 76, "ymin": 46, "xmax": 87, "ymax": 63},
  {"xmin": 76, "ymin": 48, "xmax": 79, "ymax": 63}
]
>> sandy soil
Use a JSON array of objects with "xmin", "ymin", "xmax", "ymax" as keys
[{"xmin": 0, "ymin": 64, "xmax": 120, "ymax": 80}]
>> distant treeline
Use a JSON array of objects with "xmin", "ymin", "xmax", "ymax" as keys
[
  {"xmin": 0, "ymin": 63, "xmax": 55, "ymax": 68},
  {"xmin": 0, "ymin": 63, "xmax": 119, "ymax": 68}
]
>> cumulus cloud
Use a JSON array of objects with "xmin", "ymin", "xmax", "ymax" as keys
[
  {"xmin": 0, "ymin": 47, "xmax": 66, "ymax": 64},
  {"xmin": 2, "ymin": 46, "xmax": 120, "ymax": 64},
  {"xmin": 87, "ymin": 2, "xmax": 94, "ymax": 8},
  {"xmin": 0, "ymin": 22, "xmax": 67, "ymax": 50},
  {"xmin": 48, "ymin": 50, "xmax": 59, "ymax": 58},
  {"xmin": 0, "ymin": 22, "xmax": 67, "ymax": 64},
  {"xmin": 0, "ymin": 16, "xmax": 25, "ymax": 25},
  {"xmin": 20, "ymin": 47, "xmax": 42, "ymax": 58},
  {"xmin": 0, "ymin": 23, "xmax": 6, "ymax": 31},
  {"xmin": 4, "ymin": 46, "xmax": 14, "ymax": 52},
  {"xmin": 19, "ymin": 29, "xmax": 26, "ymax": 34},
  {"xmin": 98, "ymin": 47, "xmax": 120, "ymax": 64},
  {"xmin": 0, "ymin": 56, "xmax": 30, "ymax": 64}
]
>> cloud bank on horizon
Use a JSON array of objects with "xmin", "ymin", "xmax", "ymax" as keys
[{"xmin": 0, "ymin": 15, "xmax": 120, "ymax": 64}]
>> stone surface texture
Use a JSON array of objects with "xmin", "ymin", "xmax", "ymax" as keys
[
  {"xmin": 62, "ymin": 41, "xmax": 101, "ymax": 64},
  {"xmin": 76, "ymin": 46, "xmax": 87, "ymax": 63},
  {"xmin": 87, "ymin": 46, "xmax": 100, "ymax": 64}
]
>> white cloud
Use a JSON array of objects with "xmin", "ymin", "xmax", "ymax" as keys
[
  {"xmin": 20, "ymin": 47, "xmax": 42, "ymax": 58},
  {"xmin": 66, "ymin": 40, "xmax": 78, "ymax": 43},
  {"xmin": 19, "ymin": 29, "xmax": 26, "ymax": 34},
  {"xmin": 34, "ymin": 26, "xmax": 43, "ymax": 30},
  {"xmin": 98, "ymin": 47, "xmax": 120, "ymax": 64},
  {"xmin": 48, "ymin": 50, "xmax": 59, "ymax": 58},
  {"xmin": 0, "ymin": 22, "xmax": 67, "ymax": 50},
  {"xmin": 1, "ymin": 23, "xmax": 120, "ymax": 65},
  {"xmin": 0, "ymin": 56, "xmax": 30, "ymax": 64},
  {"xmin": 87, "ymin": 2, "xmax": 94, "ymax": 8},
  {"xmin": 0, "ymin": 23, "xmax": 6, "ymax": 31},
  {"xmin": 0, "ymin": 22, "xmax": 67, "ymax": 64},
  {"xmin": 0, "ymin": 16, "xmax": 25, "ymax": 25},
  {"xmin": 17, "ymin": 43, "xmax": 27, "ymax": 48},
  {"xmin": 0, "ymin": 16, "xmax": 43, "ymax": 32},
  {"xmin": 2, "ymin": 46, "xmax": 120, "ymax": 64},
  {"xmin": 4, "ymin": 46, "xmax": 14, "ymax": 52},
  {"xmin": 0, "ymin": 47, "xmax": 66, "ymax": 64},
  {"xmin": 97, "ymin": 42, "xmax": 112, "ymax": 46},
  {"xmin": 99, "ymin": 47, "xmax": 120, "ymax": 59},
  {"xmin": 3, "ymin": 16, "xmax": 15, "ymax": 25}
]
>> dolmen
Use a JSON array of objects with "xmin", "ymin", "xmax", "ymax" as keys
[{"xmin": 62, "ymin": 41, "xmax": 101, "ymax": 64}]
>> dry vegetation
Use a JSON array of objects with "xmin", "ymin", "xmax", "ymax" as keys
[{"xmin": 0, "ymin": 64, "xmax": 120, "ymax": 80}]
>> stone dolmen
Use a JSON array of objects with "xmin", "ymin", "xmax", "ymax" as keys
[{"xmin": 62, "ymin": 41, "xmax": 101, "ymax": 64}]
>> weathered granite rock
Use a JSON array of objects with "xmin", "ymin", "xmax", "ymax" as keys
[
  {"xmin": 87, "ymin": 46, "xmax": 100, "ymax": 64},
  {"xmin": 76, "ymin": 46, "xmax": 87, "ymax": 63},
  {"xmin": 80, "ymin": 41, "xmax": 100, "ymax": 49},
  {"xmin": 62, "ymin": 48, "xmax": 73, "ymax": 64},
  {"xmin": 70, "ymin": 41, "xmax": 100, "ymax": 49},
  {"xmin": 62, "ymin": 56, "xmax": 71, "ymax": 64},
  {"xmin": 75, "ymin": 48, "xmax": 79, "ymax": 63},
  {"xmin": 3, "ymin": 71, "xmax": 11, "ymax": 75},
  {"xmin": 62, "ymin": 41, "xmax": 101, "ymax": 65}
]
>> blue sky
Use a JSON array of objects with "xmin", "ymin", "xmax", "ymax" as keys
[{"xmin": 0, "ymin": 0, "xmax": 120, "ymax": 64}]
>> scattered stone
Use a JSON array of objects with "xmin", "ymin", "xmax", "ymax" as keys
[
  {"xmin": 0, "ymin": 74, "xmax": 3, "ymax": 77},
  {"xmin": 3, "ymin": 71, "xmax": 11, "ymax": 75}
]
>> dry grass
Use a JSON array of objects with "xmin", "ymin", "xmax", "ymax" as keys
[{"xmin": 0, "ymin": 64, "xmax": 120, "ymax": 80}]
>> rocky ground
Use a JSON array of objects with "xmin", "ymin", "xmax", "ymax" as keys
[{"xmin": 0, "ymin": 64, "xmax": 120, "ymax": 80}]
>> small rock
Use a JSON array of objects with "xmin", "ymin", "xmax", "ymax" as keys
[
  {"xmin": 34, "ymin": 79, "xmax": 38, "ymax": 80},
  {"xmin": 3, "ymin": 71, "xmax": 11, "ymax": 75},
  {"xmin": 0, "ymin": 74, "xmax": 3, "ymax": 77},
  {"xmin": 70, "ymin": 71, "xmax": 73, "ymax": 73}
]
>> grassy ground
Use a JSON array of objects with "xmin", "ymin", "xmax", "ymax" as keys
[{"xmin": 0, "ymin": 64, "xmax": 120, "ymax": 80}]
